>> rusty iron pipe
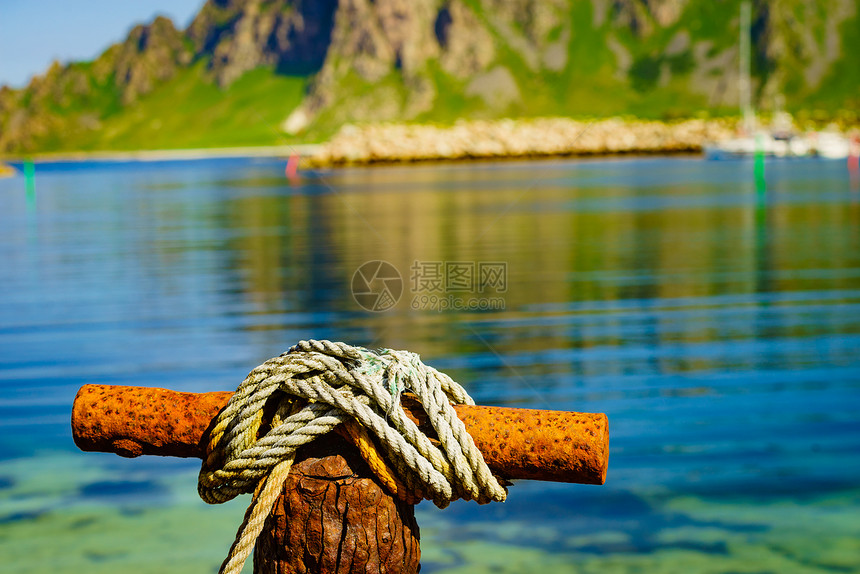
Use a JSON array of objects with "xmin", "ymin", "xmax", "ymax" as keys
[{"xmin": 71, "ymin": 384, "xmax": 608, "ymax": 485}]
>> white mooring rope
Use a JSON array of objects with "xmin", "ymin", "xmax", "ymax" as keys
[{"xmin": 198, "ymin": 339, "xmax": 506, "ymax": 574}]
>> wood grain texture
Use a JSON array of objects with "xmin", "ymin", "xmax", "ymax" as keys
[{"xmin": 253, "ymin": 433, "xmax": 420, "ymax": 574}]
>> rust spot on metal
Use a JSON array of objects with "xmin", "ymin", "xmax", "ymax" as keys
[
  {"xmin": 71, "ymin": 384, "xmax": 232, "ymax": 459},
  {"xmin": 112, "ymin": 438, "xmax": 143, "ymax": 458}
]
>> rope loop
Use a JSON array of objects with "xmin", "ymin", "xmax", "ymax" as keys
[{"xmin": 198, "ymin": 340, "xmax": 506, "ymax": 574}]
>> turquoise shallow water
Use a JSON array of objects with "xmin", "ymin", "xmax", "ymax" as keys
[{"xmin": 0, "ymin": 156, "xmax": 858, "ymax": 573}]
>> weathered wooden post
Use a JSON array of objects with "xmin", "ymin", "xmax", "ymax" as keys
[{"xmin": 72, "ymin": 384, "xmax": 609, "ymax": 573}]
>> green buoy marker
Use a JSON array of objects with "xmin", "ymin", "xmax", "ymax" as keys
[
  {"xmin": 754, "ymin": 133, "xmax": 766, "ymax": 198},
  {"xmin": 24, "ymin": 158, "xmax": 36, "ymax": 208}
]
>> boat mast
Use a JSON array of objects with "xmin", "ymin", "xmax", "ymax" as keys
[{"xmin": 739, "ymin": 0, "xmax": 754, "ymax": 134}]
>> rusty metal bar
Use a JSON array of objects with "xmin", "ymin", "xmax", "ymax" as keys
[{"xmin": 72, "ymin": 384, "xmax": 608, "ymax": 485}]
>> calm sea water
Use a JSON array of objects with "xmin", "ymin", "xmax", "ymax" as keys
[{"xmin": 1, "ymin": 156, "xmax": 858, "ymax": 573}]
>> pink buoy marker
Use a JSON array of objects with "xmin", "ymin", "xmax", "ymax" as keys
[{"xmin": 285, "ymin": 153, "xmax": 299, "ymax": 182}]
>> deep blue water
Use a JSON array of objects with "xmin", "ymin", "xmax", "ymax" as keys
[{"xmin": 1, "ymin": 156, "xmax": 859, "ymax": 573}]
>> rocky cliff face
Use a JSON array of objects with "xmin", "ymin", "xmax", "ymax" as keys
[
  {"xmin": 288, "ymin": 0, "xmax": 445, "ymax": 128},
  {"xmin": 188, "ymin": 0, "xmax": 337, "ymax": 87},
  {"xmin": 107, "ymin": 16, "xmax": 191, "ymax": 104},
  {"xmin": 753, "ymin": 0, "xmax": 856, "ymax": 99},
  {"xmin": 1, "ymin": 0, "xmax": 858, "ymax": 153},
  {"xmin": 285, "ymin": 0, "xmax": 587, "ymax": 131},
  {"xmin": 232, "ymin": 0, "xmax": 860, "ymax": 132}
]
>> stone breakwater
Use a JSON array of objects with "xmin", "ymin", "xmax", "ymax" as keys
[{"xmin": 306, "ymin": 117, "xmax": 737, "ymax": 166}]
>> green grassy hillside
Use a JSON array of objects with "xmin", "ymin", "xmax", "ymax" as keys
[
  {"xmin": 1, "ymin": 0, "xmax": 858, "ymax": 156},
  {"xmin": 76, "ymin": 64, "xmax": 307, "ymax": 151}
]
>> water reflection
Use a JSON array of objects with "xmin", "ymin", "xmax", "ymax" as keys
[{"xmin": 206, "ymin": 160, "xmax": 860, "ymax": 375}]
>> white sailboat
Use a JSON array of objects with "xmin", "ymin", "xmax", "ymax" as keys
[
  {"xmin": 809, "ymin": 130, "xmax": 852, "ymax": 159},
  {"xmin": 705, "ymin": 1, "xmax": 850, "ymax": 160}
]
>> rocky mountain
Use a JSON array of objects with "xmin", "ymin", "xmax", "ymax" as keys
[{"xmin": 1, "ymin": 0, "xmax": 858, "ymax": 154}]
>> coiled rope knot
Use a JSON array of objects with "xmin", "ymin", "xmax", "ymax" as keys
[{"xmin": 198, "ymin": 340, "xmax": 507, "ymax": 574}]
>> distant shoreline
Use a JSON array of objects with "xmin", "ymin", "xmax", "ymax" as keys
[
  {"xmin": 304, "ymin": 117, "xmax": 739, "ymax": 167},
  {"xmin": 0, "ymin": 144, "xmax": 321, "ymax": 164},
  {"xmin": 2, "ymin": 117, "xmax": 744, "ymax": 169}
]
